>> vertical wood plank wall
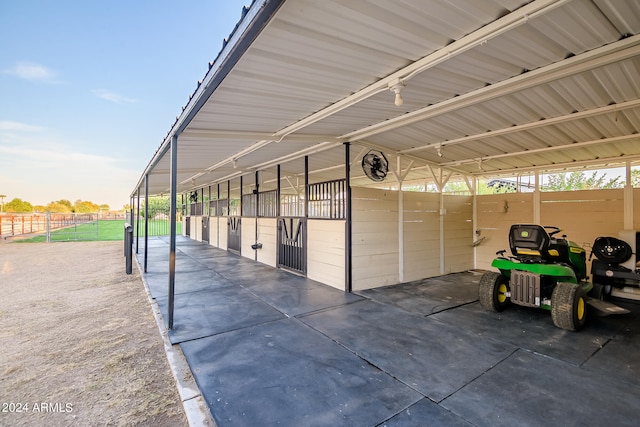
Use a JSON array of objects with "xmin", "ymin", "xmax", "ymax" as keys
[
  {"xmin": 218, "ymin": 217, "xmax": 228, "ymax": 250},
  {"xmin": 257, "ymin": 218, "xmax": 277, "ymax": 267},
  {"xmin": 443, "ymin": 195, "xmax": 474, "ymax": 273},
  {"xmin": 193, "ymin": 216, "xmax": 202, "ymax": 242},
  {"xmin": 307, "ymin": 219, "xmax": 345, "ymax": 290},
  {"xmin": 403, "ymin": 191, "xmax": 440, "ymax": 282},
  {"xmin": 241, "ymin": 218, "xmax": 256, "ymax": 260},
  {"xmin": 476, "ymin": 192, "xmax": 534, "ymax": 269},
  {"xmin": 351, "ymin": 187, "xmax": 474, "ymax": 290},
  {"xmin": 351, "ymin": 187, "xmax": 399, "ymax": 290}
]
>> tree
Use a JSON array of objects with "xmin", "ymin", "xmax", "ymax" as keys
[
  {"xmin": 74, "ymin": 200, "xmax": 100, "ymax": 213},
  {"xmin": 543, "ymin": 171, "xmax": 622, "ymax": 191},
  {"xmin": 99, "ymin": 204, "xmax": 110, "ymax": 211},
  {"xmin": 5, "ymin": 198, "xmax": 34, "ymax": 213},
  {"xmin": 632, "ymin": 169, "xmax": 640, "ymax": 187},
  {"xmin": 142, "ymin": 196, "xmax": 173, "ymax": 219}
]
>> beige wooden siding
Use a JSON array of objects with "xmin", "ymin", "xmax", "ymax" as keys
[
  {"xmin": 209, "ymin": 216, "xmax": 219, "ymax": 248},
  {"xmin": 218, "ymin": 217, "xmax": 228, "ymax": 250},
  {"xmin": 541, "ymin": 189, "xmax": 625, "ymax": 250},
  {"xmin": 476, "ymin": 192, "xmax": 534, "ymax": 270},
  {"xmin": 351, "ymin": 187, "xmax": 399, "ymax": 290},
  {"xmin": 241, "ymin": 217, "xmax": 257, "ymax": 260},
  {"xmin": 443, "ymin": 195, "xmax": 474, "ymax": 273},
  {"xmin": 307, "ymin": 220, "xmax": 345, "ymax": 290},
  {"xmin": 402, "ymin": 191, "xmax": 440, "ymax": 281},
  {"xmin": 194, "ymin": 216, "xmax": 203, "ymax": 242},
  {"xmin": 256, "ymin": 218, "xmax": 277, "ymax": 267}
]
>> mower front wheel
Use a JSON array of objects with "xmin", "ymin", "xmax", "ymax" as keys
[
  {"xmin": 551, "ymin": 282, "xmax": 587, "ymax": 331},
  {"xmin": 479, "ymin": 272, "xmax": 510, "ymax": 312}
]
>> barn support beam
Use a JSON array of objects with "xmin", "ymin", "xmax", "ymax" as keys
[
  {"xmin": 345, "ymin": 142, "xmax": 352, "ymax": 292},
  {"xmin": 168, "ymin": 133, "xmax": 178, "ymax": 330},
  {"xmin": 144, "ymin": 174, "xmax": 149, "ymax": 273},
  {"xmin": 533, "ymin": 172, "xmax": 541, "ymax": 224},
  {"xmin": 136, "ymin": 187, "xmax": 140, "ymax": 254},
  {"xmin": 624, "ymin": 161, "xmax": 634, "ymax": 230}
]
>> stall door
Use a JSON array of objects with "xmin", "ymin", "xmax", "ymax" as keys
[
  {"xmin": 202, "ymin": 216, "xmax": 210, "ymax": 243},
  {"xmin": 277, "ymin": 217, "xmax": 306, "ymax": 275},
  {"xmin": 227, "ymin": 216, "xmax": 241, "ymax": 254}
]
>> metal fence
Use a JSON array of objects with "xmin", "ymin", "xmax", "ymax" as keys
[{"xmin": 0, "ymin": 212, "xmax": 122, "ymax": 241}]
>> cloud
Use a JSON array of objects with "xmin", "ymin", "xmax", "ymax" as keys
[
  {"xmin": 4, "ymin": 61, "xmax": 58, "ymax": 83},
  {"xmin": 92, "ymin": 89, "xmax": 138, "ymax": 104},
  {"xmin": 0, "ymin": 120, "xmax": 44, "ymax": 132}
]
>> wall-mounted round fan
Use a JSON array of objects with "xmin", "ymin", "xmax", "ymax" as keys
[
  {"xmin": 189, "ymin": 191, "xmax": 198, "ymax": 202},
  {"xmin": 362, "ymin": 150, "xmax": 389, "ymax": 182}
]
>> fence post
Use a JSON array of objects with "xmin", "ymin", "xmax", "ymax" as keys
[
  {"xmin": 46, "ymin": 212, "xmax": 51, "ymax": 243},
  {"xmin": 124, "ymin": 223, "xmax": 133, "ymax": 274}
]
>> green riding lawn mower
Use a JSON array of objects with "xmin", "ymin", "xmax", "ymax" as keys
[{"xmin": 479, "ymin": 224, "xmax": 632, "ymax": 331}]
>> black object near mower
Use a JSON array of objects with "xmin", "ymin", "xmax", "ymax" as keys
[{"xmin": 590, "ymin": 232, "xmax": 640, "ymax": 301}]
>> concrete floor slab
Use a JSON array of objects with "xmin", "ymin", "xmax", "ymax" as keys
[
  {"xmin": 301, "ymin": 300, "xmax": 517, "ymax": 402},
  {"xmin": 441, "ymin": 349, "xmax": 640, "ymax": 427},
  {"xmin": 180, "ymin": 318, "xmax": 423, "ymax": 427},
  {"xmin": 357, "ymin": 272, "xmax": 481, "ymax": 315},
  {"xmin": 155, "ymin": 286, "xmax": 286, "ymax": 344}
]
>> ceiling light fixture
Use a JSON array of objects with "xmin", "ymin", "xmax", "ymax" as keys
[
  {"xmin": 388, "ymin": 79, "xmax": 406, "ymax": 107},
  {"xmin": 436, "ymin": 144, "xmax": 443, "ymax": 157}
]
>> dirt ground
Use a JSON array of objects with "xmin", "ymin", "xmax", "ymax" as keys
[{"xmin": 0, "ymin": 240, "xmax": 188, "ymax": 427}]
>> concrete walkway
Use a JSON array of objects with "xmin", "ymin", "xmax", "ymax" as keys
[{"xmin": 137, "ymin": 236, "xmax": 640, "ymax": 427}]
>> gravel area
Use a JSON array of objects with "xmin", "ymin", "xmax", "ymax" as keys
[{"xmin": 0, "ymin": 240, "xmax": 187, "ymax": 426}]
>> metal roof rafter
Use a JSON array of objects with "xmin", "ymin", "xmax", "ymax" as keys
[
  {"xmin": 341, "ymin": 35, "xmax": 640, "ymax": 142},
  {"xmin": 444, "ymin": 134, "xmax": 640, "ymax": 167},
  {"xmin": 398, "ymin": 98, "xmax": 640, "ymax": 154}
]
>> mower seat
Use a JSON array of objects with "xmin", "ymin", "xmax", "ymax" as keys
[{"xmin": 509, "ymin": 224, "xmax": 551, "ymax": 261}]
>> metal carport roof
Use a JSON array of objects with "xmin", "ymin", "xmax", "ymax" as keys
[{"xmin": 132, "ymin": 0, "xmax": 640, "ymax": 198}]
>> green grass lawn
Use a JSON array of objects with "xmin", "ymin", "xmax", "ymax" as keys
[{"xmin": 14, "ymin": 220, "xmax": 182, "ymax": 243}]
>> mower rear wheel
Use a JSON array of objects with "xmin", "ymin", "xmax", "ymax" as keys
[
  {"xmin": 551, "ymin": 282, "xmax": 587, "ymax": 331},
  {"xmin": 479, "ymin": 272, "xmax": 510, "ymax": 312}
]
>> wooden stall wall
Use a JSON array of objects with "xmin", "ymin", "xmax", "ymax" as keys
[
  {"xmin": 209, "ymin": 215, "xmax": 219, "ymax": 248},
  {"xmin": 351, "ymin": 187, "xmax": 399, "ymax": 290},
  {"xmin": 241, "ymin": 217, "xmax": 256, "ymax": 260},
  {"xmin": 443, "ymin": 194, "xmax": 474, "ymax": 274},
  {"xmin": 402, "ymin": 191, "xmax": 440, "ymax": 282},
  {"xmin": 475, "ymin": 192, "xmax": 534, "ymax": 270},
  {"xmin": 193, "ymin": 216, "xmax": 203, "ymax": 242},
  {"xmin": 256, "ymin": 218, "xmax": 277, "ymax": 267},
  {"xmin": 307, "ymin": 220, "xmax": 346, "ymax": 290},
  {"xmin": 540, "ymin": 189, "xmax": 624, "ymax": 250},
  {"xmin": 218, "ymin": 217, "xmax": 228, "ymax": 250}
]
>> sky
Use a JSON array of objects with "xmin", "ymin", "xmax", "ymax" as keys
[{"xmin": 0, "ymin": 0, "xmax": 250, "ymax": 210}]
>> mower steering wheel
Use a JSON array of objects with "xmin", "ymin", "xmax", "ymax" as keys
[{"xmin": 543, "ymin": 226, "xmax": 562, "ymax": 237}]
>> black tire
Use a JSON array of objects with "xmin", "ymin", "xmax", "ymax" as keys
[
  {"xmin": 551, "ymin": 282, "xmax": 587, "ymax": 331},
  {"xmin": 479, "ymin": 272, "xmax": 510, "ymax": 312}
]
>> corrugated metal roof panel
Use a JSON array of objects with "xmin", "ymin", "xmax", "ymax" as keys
[{"xmin": 134, "ymin": 0, "xmax": 640, "ymax": 196}]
